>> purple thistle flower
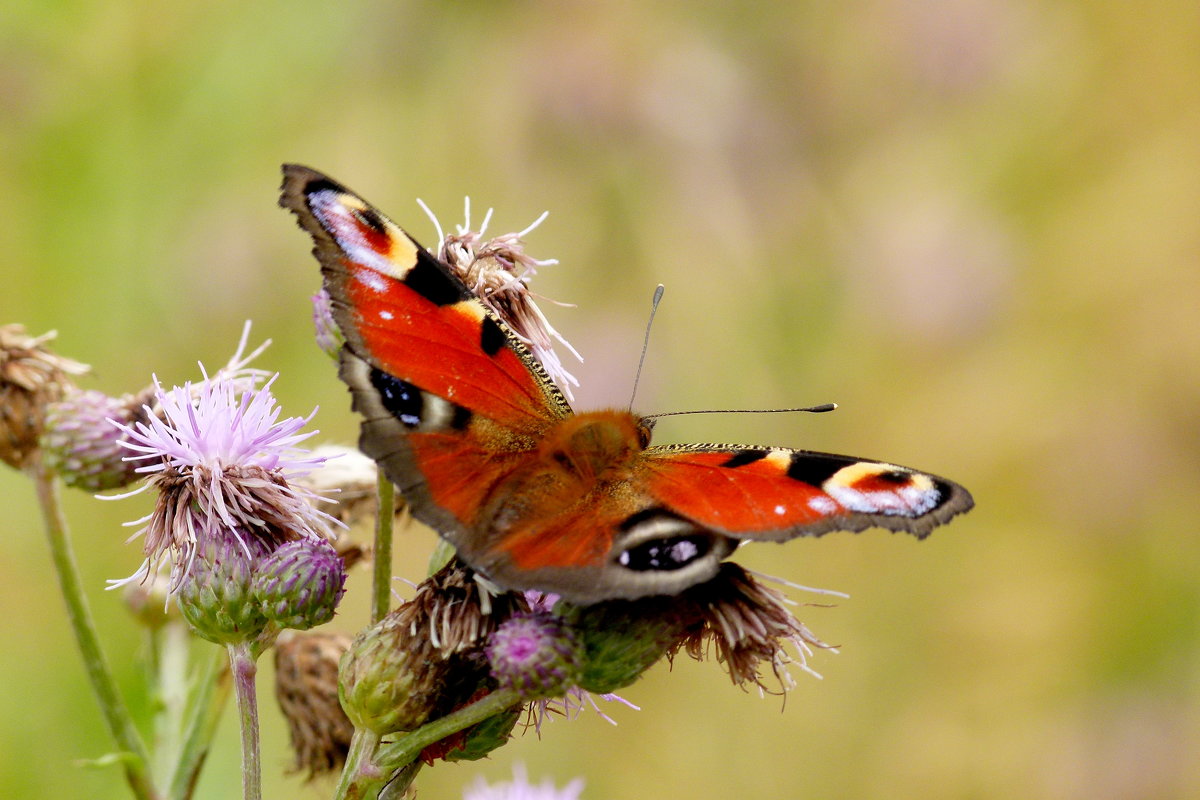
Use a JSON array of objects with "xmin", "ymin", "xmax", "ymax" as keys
[
  {"xmin": 486, "ymin": 612, "xmax": 582, "ymax": 699},
  {"xmin": 106, "ymin": 363, "xmax": 337, "ymax": 593},
  {"xmin": 310, "ymin": 289, "xmax": 343, "ymax": 360},
  {"xmin": 463, "ymin": 764, "xmax": 584, "ymax": 800}
]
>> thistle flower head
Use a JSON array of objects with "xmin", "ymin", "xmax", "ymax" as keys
[
  {"xmin": 109, "ymin": 359, "xmax": 336, "ymax": 593},
  {"xmin": 175, "ymin": 525, "xmax": 273, "ymax": 645},
  {"xmin": 486, "ymin": 611, "xmax": 583, "ymax": 699},
  {"xmin": 424, "ymin": 199, "xmax": 582, "ymax": 401},
  {"xmin": 253, "ymin": 538, "xmax": 347, "ymax": 631},
  {"xmin": 673, "ymin": 562, "xmax": 837, "ymax": 691},
  {"xmin": 339, "ymin": 559, "xmax": 519, "ymax": 735},
  {"xmin": 41, "ymin": 387, "xmax": 154, "ymax": 491},
  {"xmin": 310, "ymin": 289, "xmax": 343, "ymax": 360},
  {"xmin": 0, "ymin": 324, "xmax": 89, "ymax": 470}
]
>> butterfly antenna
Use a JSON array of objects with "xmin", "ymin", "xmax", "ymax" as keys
[
  {"xmin": 643, "ymin": 403, "xmax": 838, "ymax": 421},
  {"xmin": 628, "ymin": 284, "xmax": 666, "ymax": 411}
]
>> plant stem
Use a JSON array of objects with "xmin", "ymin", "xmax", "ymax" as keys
[
  {"xmin": 379, "ymin": 761, "xmax": 423, "ymax": 799},
  {"xmin": 168, "ymin": 646, "xmax": 231, "ymax": 800},
  {"xmin": 332, "ymin": 728, "xmax": 381, "ymax": 800},
  {"xmin": 153, "ymin": 622, "xmax": 189, "ymax": 782},
  {"xmin": 342, "ymin": 689, "xmax": 522, "ymax": 799},
  {"xmin": 227, "ymin": 642, "xmax": 262, "ymax": 800},
  {"xmin": 371, "ymin": 473, "xmax": 395, "ymax": 624},
  {"xmin": 33, "ymin": 463, "xmax": 158, "ymax": 800}
]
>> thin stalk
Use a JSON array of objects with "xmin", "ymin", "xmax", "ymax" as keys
[
  {"xmin": 32, "ymin": 463, "xmax": 158, "ymax": 800},
  {"xmin": 227, "ymin": 643, "xmax": 262, "ymax": 800},
  {"xmin": 379, "ymin": 761, "xmax": 424, "ymax": 799},
  {"xmin": 332, "ymin": 729, "xmax": 381, "ymax": 800},
  {"xmin": 153, "ymin": 622, "xmax": 190, "ymax": 782},
  {"xmin": 167, "ymin": 646, "xmax": 231, "ymax": 800},
  {"xmin": 342, "ymin": 689, "xmax": 522, "ymax": 799},
  {"xmin": 371, "ymin": 473, "xmax": 395, "ymax": 624}
]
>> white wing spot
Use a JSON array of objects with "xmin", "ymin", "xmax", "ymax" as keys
[
  {"xmin": 379, "ymin": 310, "xmax": 394, "ymax": 320},
  {"xmin": 774, "ymin": 504, "xmax": 787, "ymax": 515},
  {"xmin": 355, "ymin": 269, "xmax": 388, "ymax": 293},
  {"xmin": 808, "ymin": 496, "xmax": 838, "ymax": 514}
]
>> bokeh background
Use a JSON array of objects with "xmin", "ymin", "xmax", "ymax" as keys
[{"xmin": 3, "ymin": 1, "xmax": 1198, "ymax": 798}]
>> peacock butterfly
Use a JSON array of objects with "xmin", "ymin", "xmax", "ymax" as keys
[{"xmin": 280, "ymin": 165, "xmax": 974, "ymax": 604}]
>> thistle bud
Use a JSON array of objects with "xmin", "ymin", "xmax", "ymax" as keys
[
  {"xmin": 175, "ymin": 527, "xmax": 272, "ymax": 645},
  {"xmin": 338, "ymin": 559, "xmax": 509, "ymax": 735},
  {"xmin": 338, "ymin": 609, "xmax": 453, "ymax": 735},
  {"xmin": 311, "ymin": 289, "xmax": 343, "ymax": 360},
  {"xmin": 561, "ymin": 596, "xmax": 694, "ymax": 695},
  {"xmin": 41, "ymin": 388, "xmax": 148, "ymax": 490},
  {"xmin": 123, "ymin": 571, "xmax": 179, "ymax": 629},
  {"xmin": 253, "ymin": 538, "xmax": 346, "ymax": 631},
  {"xmin": 486, "ymin": 612, "xmax": 583, "ymax": 699}
]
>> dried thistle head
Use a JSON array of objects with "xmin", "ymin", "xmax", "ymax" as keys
[
  {"xmin": 0, "ymin": 325, "xmax": 88, "ymax": 471},
  {"xmin": 430, "ymin": 201, "xmax": 582, "ymax": 401},
  {"xmin": 274, "ymin": 631, "xmax": 354, "ymax": 779},
  {"xmin": 673, "ymin": 562, "xmax": 836, "ymax": 692}
]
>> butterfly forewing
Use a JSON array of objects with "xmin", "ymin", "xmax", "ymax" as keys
[
  {"xmin": 280, "ymin": 164, "xmax": 572, "ymax": 545},
  {"xmin": 279, "ymin": 164, "xmax": 570, "ymax": 432},
  {"xmin": 642, "ymin": 444, "xmax": 974, "ymax": 540}
]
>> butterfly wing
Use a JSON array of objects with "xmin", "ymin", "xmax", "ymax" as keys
[
  {"xmin": 280, "ymin": 164, "xmax": 571, "ymax": 540},
  {"xmin": 466, "ymin": 440, "xmax": 971, "ymax": 603},
  {"xmin": 641, "ymin": 444, "xmax": 974, "ymax": 540}
]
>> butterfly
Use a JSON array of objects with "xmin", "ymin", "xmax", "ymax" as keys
[{"xmin": 280, "ymin": 164, "xmax": 974, "ymax": 604}]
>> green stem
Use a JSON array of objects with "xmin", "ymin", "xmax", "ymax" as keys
[
  {"xmin": 379, "ymin": 761, "xmax": 424, "ymax": 799},
  {"xmin": 32, "ymin": 463, "xmax": 158, "ymax": 800},
  {"xmin": 371, "ymin": 473, "xmax": 395, "ymax": 624},
  {"xmin": 342, "ymin": 689, "xmax": 522, "ymax": 799},
  {"xmin": 332, "ymin": 729, "xmax": 381, "ymax": 800},
  {"xmin": 153, "ymin": 622, "xmax": 189, "ymax": 781},
  {"xmin": 167, "ymin": 646, "xmax": 231, "ymax": 800},
  {"xmin": 227, "ymin": 643, "xmax": 261, "ymax": 800}
]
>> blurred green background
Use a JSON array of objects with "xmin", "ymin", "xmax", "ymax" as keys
[{"xmin": 3, "ymin": 1, "xmax": 1198, "ymax": 798}]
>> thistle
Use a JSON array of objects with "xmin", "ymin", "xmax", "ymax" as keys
[
  {"xmin": 41, "ymin": 387, "xmax": 154, "ymax": 491},
  {"xmin": 108, "ymin": 371, "xmax": 335, "ymax": 594},
  {"xmin": 0, "ymin": 324, "xmax": 88, "ymax": 471},
  {"xmin": 274, "ymin": 631, "xmax": 355, "ymax": 778}
]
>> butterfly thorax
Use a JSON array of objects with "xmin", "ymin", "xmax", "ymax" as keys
[{"xmin": 538, "ymin": 411, "xmax": 647, "ymax": 485}]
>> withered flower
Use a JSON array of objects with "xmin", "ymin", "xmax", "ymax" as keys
[
  {"xmin": 0, "ymin": 324, "xmax": 88, "ymax": 471},
  {"xmin": 274, "ymin": 631, "xmax": 355, "ymax": 779}
]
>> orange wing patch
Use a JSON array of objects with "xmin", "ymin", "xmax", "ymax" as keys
[{"xmin": 643, "ymin": 450, "xmax": 841, "ymax": 533}]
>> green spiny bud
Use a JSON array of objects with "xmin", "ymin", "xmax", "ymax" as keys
[
  {"xmin": 176, "ymin": 527, "xmax": 272, "ymax": 645},
  {"xmin": 338, "ymin": 609, "xmax": 455, "ymax": 734},
  {"xmin": 253, "ymin": 538, "xmax": 346, "ymax": 630},
  {"xmin": 561, "ymin": 596, "xmax": 694, "ymax": 694}
]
